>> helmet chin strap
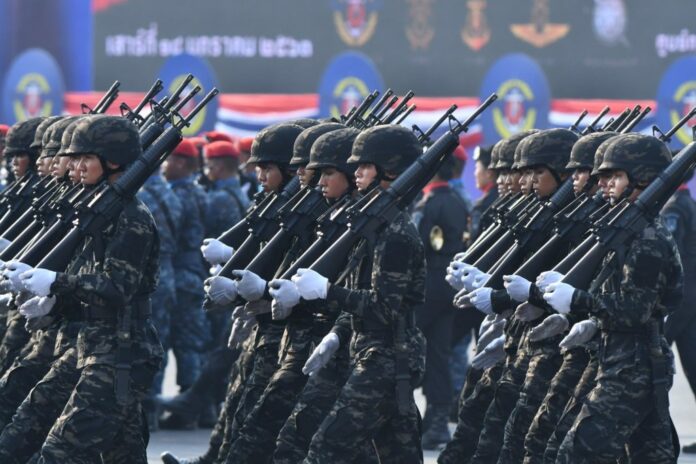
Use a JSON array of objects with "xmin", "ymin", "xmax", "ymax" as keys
[{"xmin": 98, "ymin": 157, "xmax": 125, "ymax": 182}]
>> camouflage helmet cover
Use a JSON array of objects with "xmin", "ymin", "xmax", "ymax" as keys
[
  {"xmin": 31, "ymin": 116, "xmax": 64, "ymax": 152},
  {"xmin": 306, "ymin": 127, "xmax": 360, "ymax": 174},
  {"xmin": 4, "ymin": 117, "xmax": 45, "ymax": 158},
  {"xmin": 567, "ymin": 131, "xmax": 618, "ymax": 171},
  {"xmin": 248, "ymin": 123, "xmax": 305, "ymax": 165},
  {"xmin": 598, "ymin": 133, "xmax": 671, "ymax": 185},
  {"xmin": 515, "ymin": 128, "xmax": 579, "ymax": 173},
  {"xmin": 64, "ymin": 115, "xmax": 141, "ymax": 166},
  {"xmin": 347, "ymin": 124, "xmax": 421, "ymax": 176},
  {"xmin": 290, "ymin": 122, "xmax": 345, "ymax": 167},
  {"xmin": 497, "ymin": 129, "xmax": 539, "ymax": 170}
]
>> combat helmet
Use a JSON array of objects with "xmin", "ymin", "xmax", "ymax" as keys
[
  {"xmin": 248, "ymin": 123, "xmax": 305, "ymax": 166},
  {"xmin": 42, "ymin": 116, "xmax": 81, "ymax": 158},
  {"xmin": 498, "ymin": 130, "xmax": 539, "ymax": 170},
  {"xmin": 473, "ymin": 145, "xmax": 494, "ymax": 169},
  {"xmin": 347, "ymin": 125, "xmax": 421, "ymax": 179},
  {"xmin": 306, "ymin": 127, "xmax": 360, "ymax": 176},
  {"xmin": 3, "ymin": 117, "xmax": 46, "ymax": 159},
  {"xmin": 31, "ymin": 116, "xmax": 64, "ymax": 155},
  {"xmin": 290, "ymin": 122, "xmax": 345, "ymax": 167},
  {"xmin": 64, "ymin": 115, "xmax": 141, "ymax": 168},
  {"xmin": 515, "ymin": 128, "xmax": 579, "ymax": 178},
  {"xmin": 598, "ymin": 134, "xmax": 671, "ymax": 186},
  {"xmin": 567, "ymin": 132, "xmax": 618, "ymax": 171}
]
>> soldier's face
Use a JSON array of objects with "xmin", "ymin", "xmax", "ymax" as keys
[
  {"xmin": 36, "ymin": 156, "xmax": 52, "ymax": 177},
  {"xmin": 76, "ymin": 154, "xmax": 104, "ymax": 186},
  {"xmin": 67, "ymin": 157, "xmax": 80, "ymax": 184},
  {"xmin": 597, "ymin": 173, "xmax": 611, "ymax": 200},
  {"xmin": 607, "ymin": 170, "xmax": 630, "ymax": 204},
  {"xmin": 506, "ymin": 171, "xmax": 522, "ymax": 194},
  {"xmin": 496, "ymin": 170, "xmax": 508, "ymax": 192},
  {"xmin": 11, "ymin": 153, "xmax": 30, "ymax": 177},
  {"xmin": 354, "ymin": 163, "xmax": 377, "ymax": 191},
  {"xmin": 51, "ymin": 155, "xmax": 70, "ymax": 178},
  {"xmin": 519, "ymin": 169, "xmax": 534, "ymax": 195},
  {"xmin": 475, "ymin": 161, "xmax": 496, "ymax": 191},
  {"xmin": 296, "ymin": 166, "xmax": 315, "ymax": 188},
  {"xmin": 162, "ymin": 155, "xmax": 188, "ymax": 181},
  {"xmin": 319, "ymin": 168, "xmax": 349, "ymax": 199},
  {"xmin": 256, "ymin": 163, "xmax": 283, "ymax": 192},
  {"xmin": 532, "ymin": 166, "xmax": 558, "ymax": 199},
  {"xmin": 572, "ymin": 169, "xmax": 591, "ymax": 195}
]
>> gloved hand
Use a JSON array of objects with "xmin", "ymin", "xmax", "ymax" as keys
[
  {"xmin": 453, "ymin": 251, "xmax": 467, "ymax": 262},
  {"xmin": 209, "ymin": 264, "xmax": 222, "ymax": 276},
  {"xmin": 471, "ymin": 335, "xmax": 505, "ymax": 370},
  {"xmin": 478, "ymin": 314, "xmax": 498, "ymax": 337},
  {"xmin": 243, "ymin": 300, "xmax": 272, "ymax": 316},
  {"xmin": 476, "ymin": 318, "xmax": 506, "ymax": 353},
  {"xmin": 227, "ymin": 306, "xmax": 256, "ymax": 349},
  {"xmin": 232, "ymin": 270, "xmax": 266, "ymax": 301},
  {"xmin": 461, "ymin": 267, "xmax": 486, "ymax": 291},
  {"xmin": 453, "ymin": 287, "xmax": 472, "ymax": 309},
  {"xmin": 529, "ymin": 314, "xmax": 569, "ymax": 342},
  {"xmin": 268, "ymin": 279, "xmax": 301, "ymax": 320},
  {"xmin": 514, "ymin": 302, "xmax": 545, "ymax": 322},
  {"xmin": 302, "ymin": 332, "xmax": 340, "ymax": 376},
  {"xmin": 19, "ymin": 268, "xmax": 56, "ymax": 297},
  {"xmin": 3, "ymin": 261, "xmax": 32, "ymax": 292},
  {"xmin": 466, "ymin": 287, "xmax": 494, "ymax": 315},
  {"xmin": 18, "ymin": 295, "xmax": 56, "ymax": 319},
  {"xmin": 200, "ymin": 238, "xmax": 234, "ymax": 266},
  {"xmin": 0, "ymin": 293, "xmax": 12, "ymax": 307},
  {"xmin": 0, "ymin": 238, "xmax": 11, "ymax": 253},
  {"xmin": 543, "ymin": 282, "xmax": 576, "ymax": 314},
  {"xmin": 503, "ymin": 274, "xmax": 532, "ymax": 302},
  {"xmin": 559, "ymin": 319, "xmax": 598, "ymax": 350},
  {"xmin": 471, "ymin": 272, "xmax": 491, "ymax": 290},
  {"xmin": 536, "ymin": 271, "xmax": 564, "ymax": 292},
  {"xmin": 204, "ymin": 276, "xmax": 238, "ymax": 305},
  {"xmin": 292, "ymin": 268, "xmax": 328, "ymax": 300},
  {"xmin": 445, "ymin": 273, "xmax": 465, "ymax": 291}
]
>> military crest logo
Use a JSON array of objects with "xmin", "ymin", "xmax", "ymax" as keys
[
  {"xmin": 511, "ymin": 0, "xmax": 570, "ymax": 48},
  {"xmin": 461, "ymin": 0, "xmax": 490, "ymax": 51},
  {"xmin": 406, "ymin": 0, "xmax": 435, "ymax": 50},
  {"xmin": 332, "ymin": 0, "xmax": 382, "ymax": 47},
  {"xmin": 656, "ymin": 56, "xmax": 696, "ymax": 147}
]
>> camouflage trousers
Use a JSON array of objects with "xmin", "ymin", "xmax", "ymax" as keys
[
  {"xmin": 0, "ymin": 309, "xmax": 30, "ymax": 377},
  {"xmin": 170, "ymin": 289, "xmax": 211, "ymax": 389},
  {"xmin": 555, "ymin": 355, "xmax": 675, "ymax": 463},
  {"xmin": 216, "ymin": 322, "xmax": 284, "ymax": 461},
  {"xmin": 437, "ymin": 364, "xmax": 504, "ymax": 464},
  {"xmin": 522, "ymin": 347, "xmax": 590, "ymax": 464},
  {"xmin": 542, "ymin": 354, "xmax": 598, "ymax": 464},
  {"xmin": 225, "ymin": 320, "xmax": 329, "ymax": 464},
  {"xmin": 303, "ymin": 346, "xmax": 423, "ymax": 464},
  {"xmin": 0, "ymin": 346, "xmax": 81, "ymax": 464},
  {"xmin": 38, "ymin": 360, "xmax": 158, "ymax": 464},
  {"xmin": 497, "ymin": 336, "xmax": 564, "ymax": 464},
  {"xmin": 470, "ymin": 337, "xmax": 531, "ymax": 464},
  {"xmin": 0, "ymin": 326, "xmax": 59, "ymax": 429}
]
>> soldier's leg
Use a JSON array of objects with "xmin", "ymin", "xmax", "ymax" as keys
[
  {"xmin": 470, "ymin": 347, "xmax": 531, "ymax": 464},
  {"xmin": 0, "ymin": 348, "xmax": 80, "ymax": 464},
  {"xmin": 225, "ymin": 342, "xmax": 311, "ymax": 464},
  {"xmin": 38, "ymin": 361, "xmax": 157, "ymax": 464},
  {"xmin": 522, "ymin": 347, "xmax": 589, "ymax": 464},
  {"xmin": 170, "ymin": 289, "xmax": 210, "ymax": 390},
  {"xmin": 625, "ymin": 407, "xmax": 677, "ymax": 463},
  {"xmin": 437, "ymin": 363, "xmax": 504, "ymax": 464},
  {"xmin": 100, "ymin": 400, "xmax": 149, "ymax": 464},
  {"xmin": 498, "ymin": 347, "xmax": 564, "ymax": 464},
  {"xmin": 373, "ymin": 399, "xmax": 423, "ymax": 464},
  {"xmin": 0, "ymin": 309, "xmax": 30, "ymax": 376},
  {"xmin": 556, "ymin": 363, "xmax": 666, "ymax": 464}
]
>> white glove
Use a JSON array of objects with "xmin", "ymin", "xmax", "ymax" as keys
[
  {"xmin": 466, "ymin": 287, "xmax": 494, "ymax": 315},
  {"xmin": 461, "ymin": 267, "xmax": 485, "ymax": 291},
  {"xmin": 536, "ymin": 271, "xmax": 564, "ymax": 292},
  {"xmin": 18, "ymin": 295, "xmax": 56, "ymax": 319},
  {"xmin": 559, "ymin": 319, "xmax": 598, "ymax": 350},
  {"xmin": 503, "ymin": 274, "xmax": 532, "ymax": 302},
  {"xmin": 543, "ymin": 282, "xmax": 576, "ymax": 314},
  {"xmin": 478, "ymin": 314, "xmax": 498, "ymax": 337},
  {"xmin": 3, "ymin": 261, "xmax": 32, "ymax": 292},
  {"xmin": 529, "ymin": 314, "xmax": 569, "ymax": 342},
  {"xmin": 204, "ymin": 276, "xmax": 238, "ymax": 305},
  {"xmin": 445, "ymin": 273, "xmax": 465, "ymax": 291},
  {"xmin": 472, "ymin": 272, "xmax": 491, "ymax": 289},
  {"xmin": 0, "ymin": 238, "xmax": 11, "ymax": 253},
  {"xmin": 303, "ymin": 332, "xmax": 340, "ymax": 376},
  {"xmin": 514, "ymin": 302, "xmax": 545, "ymax": 322},
  {"xmin": 0, "ymin": 293, "xmax": 12, "ymax": 307},
  {"xmin": 476, "ymin": 319, "xmax": 506, "ymax": 353},
  {"xmin": 269, "ymin": 279, "xmax": 301, "ymax": 320},
  {"xmin": 292, "ymin": 268, "xmax": 328, "ymax": 300},
  {"xmin": 243, "ymin": 300, "xmax": 272, "ymax": 316},
  {"xmin": 472, "ymin": 334, "xmax": 505, "ymax": 370},
  {"xmin": 232, "ymin": 270, "xmax": 266, "ymax": 301},
  {"xmin": 209, "ymin": 264, "xmax": 222, "ymax": 276},
  {"xmin": 227, "ymin": 306, "xmax": 256, "ymax": 349},
  {"xmin": 200, "ymin": 238, "xmax": 234, "ymax": 266},
  {"xmin": 19, "ymin": 268, "xmax": 56, "ymax": 297},
  {"xmin": 453, "ymin": 252, "xmax": 467, "ymax": 262}
]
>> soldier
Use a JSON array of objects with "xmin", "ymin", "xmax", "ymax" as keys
[
  {"xmin": 290, "ymin": 125, "xmax": 427, "ymax": 463},
  {"xmin": 544, "ymin": 134, "xmax": 680, "ymax": 463},
  {"xmin": 161, "ymin": 138, "xmax": 211, "ymax": 423},
  {"xmin": 203, "ymin": 140, "xmax": 247, "ymax": 237},
  {"xmin": 237, "ymin": 136, "xmax": 261, "ymax": 202},
  {"xmin": 448, "ymin": 144, "xmax": 473, "ymax": 213},
  {"xmin": 137, "ymin": 165, "xmax": 183, "ymax": 430},
  {"xmin": 15, "ymin": 115, "xmax": 163, "ymax": 463},
  {"xmin": 0, "ymin": 124, "xmax": 9, "ymax": 187},
  {"xmin": 413, "ymin": 153, "xmax": 469, "ymax": 450},
  {"xmin": 469, "ymin": 144, "xmax": 498, "ymax": 242}
]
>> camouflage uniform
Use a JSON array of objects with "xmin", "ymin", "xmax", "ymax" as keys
[
  {"xmin": 38, "ymin": 197, "xmax": 164, "ymax": 463},
  {"xmin": 304, "ymin": 211, "xmax": 426, "ymax": 464},
  {"xmin": 137, "ymin": 173, "xmax": 182, "ymax": 395},
  {"xmin": 555, "ymin": 219, "xmax": 681, "ymax": 463},
  {"xmin": 169, "ymin": 174, "xmax": 211, "ymax": 389},
  {"xmin": 0, "ymin": 307, "xmax": 31, "ymax": 376}
]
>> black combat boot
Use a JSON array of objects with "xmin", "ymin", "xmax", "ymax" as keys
[{"xmin": 161, "ymin": 451, "xmax": 214, "ymax": 464}]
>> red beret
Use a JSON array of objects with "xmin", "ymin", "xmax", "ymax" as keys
[
  {"xmin": 205, "ymin": 131, "xmax": 234, "ymax": 143},
  {"xmin": 237, "ymin": 136, "xmax": 254, "ymax": 153},
  {"xmin": 0, "ymin": 124, "xmax": 8, "ymax": 140},
  {"xmin": 453, "ymin": 145, "xmax": 468, "ymax": 162},
  {"xmin": 205, "ymin": 141, "xmax": 240, "ymax": 159},
  {"xmin": 188, "ymin": 136, "xmax": 207, "ymax": 149},
  {"xmin": 172, "ymin": 139, "xmax": 199, "ymax": 159}
]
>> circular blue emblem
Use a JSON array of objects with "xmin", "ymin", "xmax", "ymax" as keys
[
  {"xmin": 656, "ymin": 56, "xmax": 696, "ymax": 148},
  {"xmin": 479, "ymin": 53, "xmax": 550, "ymax": 143},
  {"xmin": 317, "ymin": 51, "xmax": 384, "ymax": 120},
  {"xmin": 1, "ymin": 49, "xmax": 65, "ymax": 124},
  {"xmin": 157, "ymin": 54, "xmax": 220, "ymax": 136}
]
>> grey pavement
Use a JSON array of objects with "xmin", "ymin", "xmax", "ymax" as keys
[{"xmin": 149, "ymin": 349, "xmax": 696, "ymax": 463}]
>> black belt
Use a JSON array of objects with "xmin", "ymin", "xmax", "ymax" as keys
[{"xmin": 83, "ymin": 298, "xmax": 152, "ymax": 322}]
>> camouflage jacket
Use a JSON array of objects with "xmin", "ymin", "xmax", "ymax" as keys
[
  {"xmin": 138, "ymin": 174, "xmax": 182, "ymax": 258},
  {"xmin": 51, "ymin": 197, "xmax": 162, "ymax": 368},
  {"xmin": 205, "ymin": 177, "xmax": 247, "ymax": 238},
  {"xmin": 169, "ymin": 175, "xmax": 208, "ymax": 291}
]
